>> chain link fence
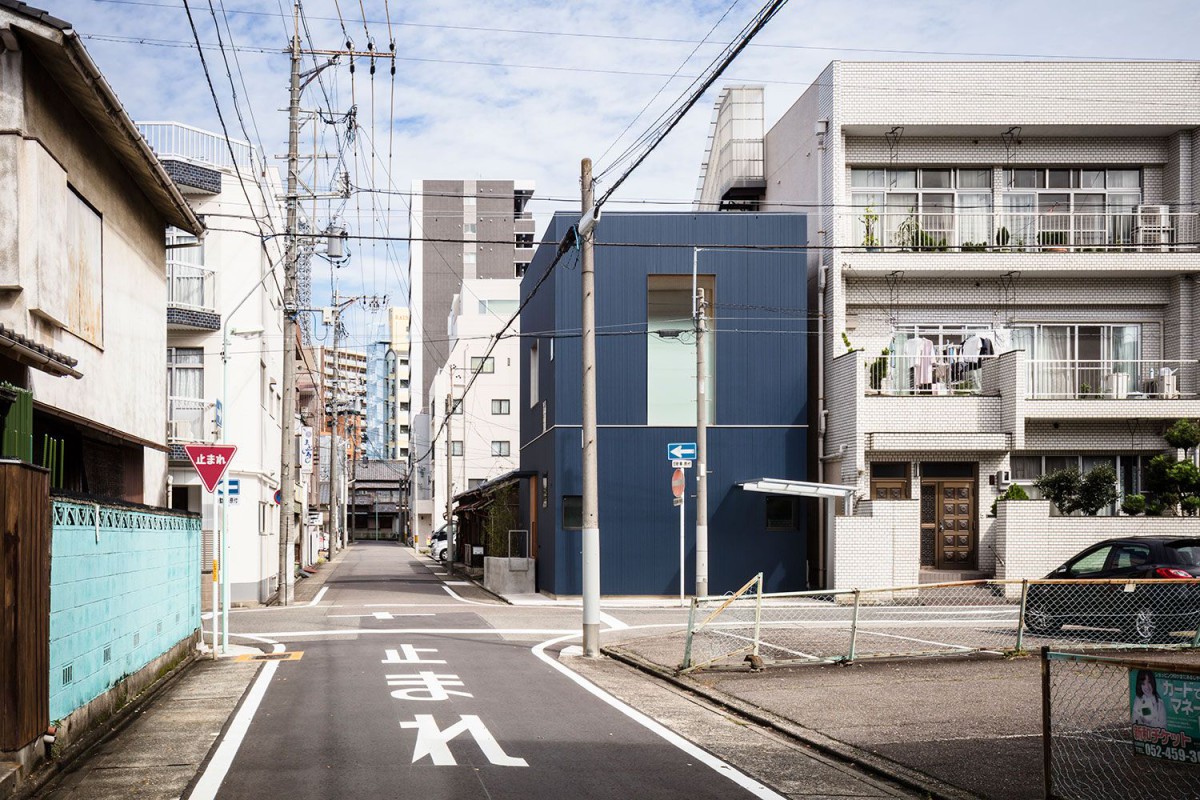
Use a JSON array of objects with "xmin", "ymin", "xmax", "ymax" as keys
[
  {"xmin": 680, "ymin": 578, "xmax": 1200, "ymax": 673},
  {"xmin": 1042, "ymin": 649, "xmax": 1200, "ymax": 799}
]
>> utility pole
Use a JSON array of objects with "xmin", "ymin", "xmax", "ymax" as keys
[
  {"xmin": 695, "ymin": 286, "xmax": 709, "ymax": 597},
  {"xmin": 445, "ymin": 392, "xmax": 454, "ymax": 564},
  {"xmin": 277, "ymin": 4, "xmax": 302, "ymax": 605},
  {"xmin": 580, "ymin": 158, "xmax": 601, "ymax": 657}
]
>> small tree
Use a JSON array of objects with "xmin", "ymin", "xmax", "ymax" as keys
[
  {"xmin": 1035, "ymin": 468, "xmax": 1081, "ymax": 515},
  {"xmin": 989, "ymin": 483, "xmax": 1029, "ymax": 517},
  {"xmin": 1164, "ymin": 419, "xmax": 1200, "ymax": 452},
  {"xmin": 1075, "ymin": 464, "xmax": 1119, "ymax": 516},
  {"xmin": 1121, "ymin": 494, "xmax": 1146, "ymax": 516}
]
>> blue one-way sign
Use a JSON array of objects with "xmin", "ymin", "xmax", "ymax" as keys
[{"xmin": 667, "ymin": 442, "xmax": 697, "ymax": 460}]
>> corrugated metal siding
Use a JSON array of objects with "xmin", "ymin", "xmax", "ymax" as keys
[{"xmin": 521, "ymin": 213, "xmax": 811, "ymax": 595}]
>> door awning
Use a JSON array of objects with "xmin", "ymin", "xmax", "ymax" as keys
[{"xmin": 738, "ymin": 478, "xmax": 856, "ymax": 500}]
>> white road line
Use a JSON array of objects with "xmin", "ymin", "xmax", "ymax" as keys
[
  {"xmin": 444, "ymin": 580, "xmax": 473, "ymax": 586},
  {"xmin": 308, "ymin": 586, "xmax": 329, "ymax": 606},
  {"xmin": 251, "ymin": 627, "xmax": 577, "ymax": 637},
  {"xmin": 189, "ymin": 634, "xmax": 284, "ymax": 800},
  {"xmin": 598, "ymin": 610, "xmax": 629, "ymax": 631},
  {"xmin": 854, "ymin": 628, "xmax": 990, "ymax": 653},
  {"xmin": 327, "ymin": 613, "xmax": 435, "ymax": 619},
  {"xmin": 532, "ymin": 634, "xmax": 786, "ymax": 800},
  {"xmin": 441, "ymin": 585, "xmax": 497, "ymax": 606}
]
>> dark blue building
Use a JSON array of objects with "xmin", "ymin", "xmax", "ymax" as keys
[{"xmin": 520, "ymin": 212, "xmax": 809, "ymax": 596}]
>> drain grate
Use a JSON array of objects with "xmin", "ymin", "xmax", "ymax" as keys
[{"xmin": 233, "ymin": 651, "xmax": 304, "ymax": 663}]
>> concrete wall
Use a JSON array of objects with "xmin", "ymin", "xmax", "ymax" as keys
[
  {"xmin": 49, "ymin": 500, "xmax": 200, "ymax": 721},
  {"xmin": 995, "ymin": 500, "xmax": 1200, "ymax": 580}
]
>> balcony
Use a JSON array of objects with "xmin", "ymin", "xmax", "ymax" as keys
[
  {"xmin": 844, "ymin": 209, "xmax": 1199, "ymax": 276},
  {"xmin": 167, "ymin": 264, "xmax": 219, "ymax": 330},
  {"xmin": 137, "ymin": 121, "xmax": 253, "ymax": 173},
  {"xmin": 1022, "ymin": 359, "xmax": 1199, "ymax": 420},
  {"xmin": 168, "ymin": 396, "xmax": 211, "ymax": 447}
]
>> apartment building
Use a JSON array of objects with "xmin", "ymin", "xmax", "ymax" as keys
[
  {"xmin": 428, "ymin": 279, "xmax": 521, "ymax": 532},
  {"xmin": 407, "ymin": 179, "xmax": 534, "ymax": 543},
  {"xmin": 699, "ymin": 63, "xmax": 1200, "ymax": 590},
  {"xmin": 138, "ymin": 121, "xmax": 287, "ymax": 602},
  {"xmin": 364, "ymin": 307, "xmax": 411, "ymax": 461}
]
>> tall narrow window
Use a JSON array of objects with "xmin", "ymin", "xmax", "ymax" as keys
[
  {"xmin": 529, "ymin": 340, "xmax": 539, "ymax": 406},
  {"xmin": 647, "ymin": 275, "xmax": 714, "ymax": 425},
  {"xmin": 451, "ymin": 440, "xmax": 463, "ymax": 456}
]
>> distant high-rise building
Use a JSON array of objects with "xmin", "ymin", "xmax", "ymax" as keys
[{"xmin": 364, "ymin": 306, "xmax": 412, "ymax": 461}]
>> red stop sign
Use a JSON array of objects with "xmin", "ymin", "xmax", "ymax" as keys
[{"xmin": 671, "ymin": 468, "xmax": 685, "ymax": 498}]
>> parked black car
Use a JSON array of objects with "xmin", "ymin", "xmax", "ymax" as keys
[{"xmin": 1023, "ymin": 537, "xmax": 1200, "ymax": 642}]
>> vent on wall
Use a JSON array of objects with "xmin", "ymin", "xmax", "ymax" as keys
[
  {"xmin": 133, "ymin": 632, "xmax": 140, "ymax": 647},
  {"xmin": 157, "ymin": 621, "xmax": 163, "ymax": 636},
  {"xmin": 103, "ymin": 645, "xmax": 111, "ymax": 664},
  {"xmin": 62, "ymin": 664, "xmax": 74, "ymax": 685}
]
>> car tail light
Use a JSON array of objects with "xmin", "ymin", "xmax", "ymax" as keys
[{"xmin": 1154, "ymin": 567, "xmax": 1193, "ymax": 579}]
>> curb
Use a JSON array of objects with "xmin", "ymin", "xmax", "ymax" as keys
[
  {"xmin": 603, "ymin": 645, "xmax": 980, "ymax": 800},
  {"xmin": 13, "ymin": 649, "xmax": 200, "ymax": 800}
]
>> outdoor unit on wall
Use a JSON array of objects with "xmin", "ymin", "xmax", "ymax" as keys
[
  {"xmin": 1135, "ymin": 205, "xmax": 1170, "ymax": 228},
  {"xmin": 996, "ymin": 469, "xmax": 1012, "ymax": 489}
]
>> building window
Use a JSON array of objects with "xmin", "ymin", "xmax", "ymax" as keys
[
  {"xmin": 869, "ymin": 462, "xmax": 910, "ymax": 500},
  {"xmin": 468, "ymin": 478, "xmax": 484, "ymax": 490},
  {"xmin": 451, "ymin": 440, "xmax": 463, "ymax": 456},
  {"xmin": 491, "ymin": 441, "xmax": 510, "ymax": 457},
  {"xmin": 463, "ymin": 222, "xmax": 477, "ymax": 237},
  {"xmin": 515, "ymin": 262, "xmax": 529, "ymax": 278},
  {"xmin": 529, "ymin": 340, "xmax": 539, "ymax": 406},
  {"xmin": 478, "ymin": 299, "xmax": 519, "ymax": 317},
  {"xmin": 470, "ymin": 356, "xmax": 495, "ymax": 374},
  {"xmin": 851, "ymin": 168, "xmax": 988, "ymax": 249},
  {"xmin": 491, "ymin": 399, "xmax": 511, "ymax": 415},
  {"xmin": 647, "ymin": 275, "xmax": 714, "ymax": 425},
  {"xmin": 765, "ymin": 496, "xmax": 800, "ymax": 531},
  {"xmin": 562, "ymin": 495, "xmax": 582, "ymax": 529},
  {"xmin": 464, "ymin": 252, "xmax": 476, "ymax": 267}
]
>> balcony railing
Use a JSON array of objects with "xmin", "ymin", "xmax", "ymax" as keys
[
  {"xmin": 137, "ymin": 121, "xmax": 254, "ymax": 172},
  {"xmin": 168, "ymin": 264, "xmax": 216, "ymax": 312},
  {"xmin": 865, "ymin": 353, "xmax": 999, "ymax": 396},
  {"xmin": 168, "ymin": 396, "xmax": 209, "ymax": 443},
  {"xmin": 1025, "ymin": 360, "xmax": 1198, "ymax": 400},
  {"xmin": 850, "ymin": 210, "xmax": 1197, "ymax": 253}
]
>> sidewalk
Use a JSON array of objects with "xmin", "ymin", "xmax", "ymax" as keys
[{"xmin": 30, "ymin": 549, "xmax": 350, "ymax": 800}]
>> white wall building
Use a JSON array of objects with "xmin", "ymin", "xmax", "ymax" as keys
[
  {"xmin": 699, "ymin": 62, "xmax": 1200, "ymax": 590},
  {"xmin": 139, "ymin": 121, "xmax": 287, "ymax": 604},
  {"xmin": 427, "ymin": 279, "xmax": 521, "ymax": 532}
]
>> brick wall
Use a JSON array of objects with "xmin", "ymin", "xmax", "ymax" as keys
[
  {"xmin": 994, "ymin": 500, "xmax": 1200, "ymax": 580},
  {"xmin": 832, "ymin": 500, "xmax": 920, "ymax": 589}
]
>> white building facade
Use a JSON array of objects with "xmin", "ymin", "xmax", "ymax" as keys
[
  {"xmin": 427, "ymin": 279, "xmax": 521, "ymax": 533},
  {"xmin": 700, "ymin": 62, "xmax": 1200, "ymax": 590},
  {"xmin": 139, "ymin": 121, "xmax": 288, "ymax": 604}
]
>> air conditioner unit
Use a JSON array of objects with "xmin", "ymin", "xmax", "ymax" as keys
[
  {"xmin": 1135, "ymin": 204, "xmax": 1170, "ymax": 228},
  {"xmin": 996, "ymin": 469, "xmax": 1012, "ymax": 488}
]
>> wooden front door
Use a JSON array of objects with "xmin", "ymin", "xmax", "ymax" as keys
[{"xmin": 920, "ymin": 479, "xmax": 977, "ymax": 569}]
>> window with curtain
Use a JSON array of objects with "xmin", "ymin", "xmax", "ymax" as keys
[{"xmin": 1014, "ymin": 324, "xmax": 1141, "ymax": 398}]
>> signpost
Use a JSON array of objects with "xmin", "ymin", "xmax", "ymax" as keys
[
  {"xmin": 184, "ymin": 444, "xmax": 237, "ymax": 660},
  {"xmin": 672, "ymin": 466, "xmax": 686, "ymax": 605}
]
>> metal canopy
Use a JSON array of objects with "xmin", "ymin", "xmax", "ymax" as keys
[{"xmin": 738, "ymin": 478, "xmax": 856, "ymax": 500}]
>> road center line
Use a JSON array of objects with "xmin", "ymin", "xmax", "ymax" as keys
[
  {"xmin": 189, "ymin": 634, "xmax": 284, "ymax": 800},
  {"xmin": 532, "ymin": 634, "xmax": 786, "ymax": 800}
]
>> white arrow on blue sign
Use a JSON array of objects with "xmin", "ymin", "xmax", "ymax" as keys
[{"xmin": 667, "ymin": 442, "xmax": 697, "ymax": 460}]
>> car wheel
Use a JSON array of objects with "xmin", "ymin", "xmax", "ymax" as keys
[
  {"xmin": 438, "ymin": 549, "xmax": 447, "ymax": 563},
  {"xmin": 1129, "ymin": 607, "xmax": 1159, "ymax": 643},
  {"xmin": 1024, "ymin": 602, "xmax": 1061, "ymax": 635}
]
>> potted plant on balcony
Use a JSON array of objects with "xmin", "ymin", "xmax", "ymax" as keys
[
  {"xmin": 995, "ymin": 226, "xmax": 1010, "ymax": 250},
  {"xmin": 860, "ymin": 206, "xmax": 880, "ymax": 251},
  {"xmin": 868, "ymin": 348, "xmax": 890, "ymax": 392},
  {"xmin": 1037, "ymin": 229, "xmax": 1069, "ymax": 252}
]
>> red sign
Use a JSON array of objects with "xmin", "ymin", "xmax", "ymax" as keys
[
  {"xmin": 184, "ymin": 444, "xmax": 238, "ymax": 493},
  {"xmin": 671, "ymin": 468, "xmax": 685, "ymax": 498}
]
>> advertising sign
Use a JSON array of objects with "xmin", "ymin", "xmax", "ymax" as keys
[
  {"xmin": 1131, "ymin": 668, "xmax": 1200, "ymax": 764},
  {"xmin": 300, "ymin": 426, "xmax": 314, "ymax": 474}
]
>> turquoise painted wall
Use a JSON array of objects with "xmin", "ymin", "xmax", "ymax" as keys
[{"xmin": 49, "ymin": 501, "xmax": 201, "ymax": 721}]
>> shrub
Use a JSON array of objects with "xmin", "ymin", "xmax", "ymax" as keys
[
  {"xmin": 1035, "ymin": 468, "xmax": 1081, "ymax": 514},
  {"xmin": 1164, "ymin": 419, "xmax": 1200, "ymax": 452},
  {"xmin": 1183, "ymin": 496, "xmax": 1200, "ymax": 517},
  {"xmin": 989, "ymin": 483, "xmax": 1029, "ymax": 517},
  {"xmin": 1034, "ymin": 464, "xmax": 1119, "ymax": 516},
  {"xmin": 1120, "ymin": 494, "xmax": 1146, "ymax": 516}
]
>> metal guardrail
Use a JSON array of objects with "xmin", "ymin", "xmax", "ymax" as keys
[
  {"xmin": 168, "ymin": 263, "xmax": 216, "ymax": 312},
  {"xmin": 1026, "ymin": 359, "xmax": 1197, "ymax": 400},
  {"xmin": 137, "ymin": 121, "xmax": 253, "ymax": 172},
  {"xmin": 1041, "ymin": 649, "xmax": 1200, "ymax": 799},
  {"xmin": 680, "ymin": 578, "xmax": 1200, "ymax": 674},
  {"xmin": 850, "ymin": 210, "xmax": 1198, "ymax": 253}
]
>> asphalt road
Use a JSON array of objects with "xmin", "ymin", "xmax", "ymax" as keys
[{"xmin": 193, "ymin": 542, "xmax": 785, "ymax": 800}]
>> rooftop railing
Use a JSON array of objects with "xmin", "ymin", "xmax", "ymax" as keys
[{"xmin": 137, "ymin": 121, "xmax": 254, "ymax": 172}]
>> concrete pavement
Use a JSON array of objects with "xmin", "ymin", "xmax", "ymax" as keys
[{"xmin": 32, "ymin": 543, "xmax": 925, "ymax": 799}]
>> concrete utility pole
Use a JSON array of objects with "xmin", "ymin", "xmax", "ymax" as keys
[
  {"xmin": 445, "ymin": 392, "xmax": 454, "ymax": 562},
  {"xmin": 579, "ymin": 158, "xmax": 601, "ymax": 657},
  {"xmin": 329, "ymin": 288, "xmax": 342, "ymax": 561},
  {"xmin": 694, "ymin": 286, "xmax": 710, "ymax": 597},
  {"xmin": 277, "ymin": 4, "xmax": 302, "ymax": 605}
]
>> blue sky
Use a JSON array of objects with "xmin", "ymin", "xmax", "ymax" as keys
[{"xmin": 50, "ymin": 0, "xmax": 1200, "ymax": 349}]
